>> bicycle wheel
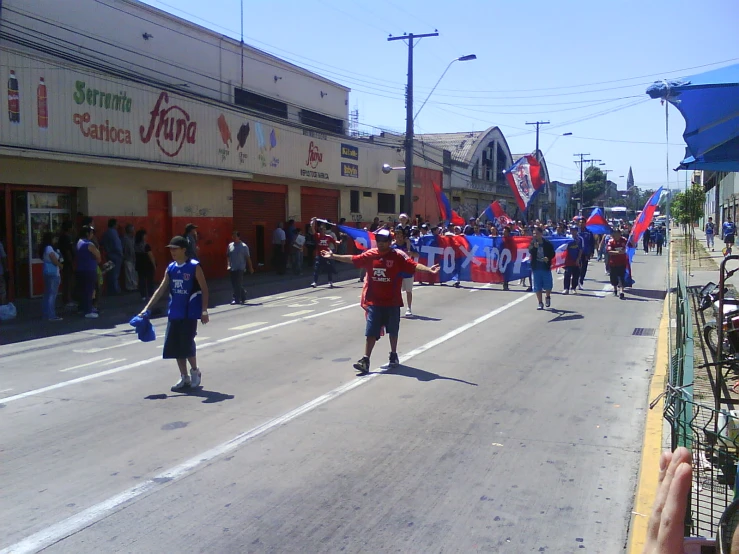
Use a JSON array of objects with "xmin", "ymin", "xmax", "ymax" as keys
[
  {"xmin": 718, "ymin": 498, "xmax": 739, "ymax": 553},
  {"xmin": 705, "ymin": 324, "xmax": 720, "ymax": 356}
]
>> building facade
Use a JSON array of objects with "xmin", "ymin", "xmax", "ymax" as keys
[{"xmin": 0, "ymin": 0, "xmax": 402, "ymax": 298}]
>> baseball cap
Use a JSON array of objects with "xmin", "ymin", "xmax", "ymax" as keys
[
  {"xmin": 167, "ymin": 236, "xmax": 189, "ymax": 249},
  {"xmin": 469, "ymin": 217, "xmax": 476, "ymax": 222},
  {"xmin": 421, "ymin": 223, "xmax": 429, "ymax": 229},
  {"xmin": 375, "ymin": 229, "xmax": 392, "ymax": 241},
  {"xmin": 185, "ymin": 223, "xmax": 198, "ymax": 233}
]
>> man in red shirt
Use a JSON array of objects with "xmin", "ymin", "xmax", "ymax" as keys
[
  {"xmin": 324, "ymin": 229, "xmax": 440, "ymax": 373},
  {"xmin": 311, "ymin": 218, "xmax": 339, "ymax": 288},
  {"xmin": 607, "ymin": 228, "xmax": 629, "ymax": 299}
]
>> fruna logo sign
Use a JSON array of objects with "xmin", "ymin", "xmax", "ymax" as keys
[
  {"xmin": 306, "ymin": 141, "xmax": 323, "ymax": 168},
  {"xmin": 140, "ymin": 91, "xmax": 197, "ymax": 158}
]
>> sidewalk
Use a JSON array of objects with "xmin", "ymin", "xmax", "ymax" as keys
[{"xmin": 0, "ymin": 263, "xmax": 359, "ymax": 346}]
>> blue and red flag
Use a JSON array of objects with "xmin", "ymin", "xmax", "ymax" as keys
[
  {"xmin": 505, "ymin": 155, "xmax": 546, "ymax": 211},
  {"xmin": 432, "ymin": 181, "xmax": 465, "ymax": 226},
  {"xmin": 482, "ymin": 200, "xmax": 514, "ymax": 230},
  {"xmin": 338, "ymin": 224, "xmax": 376, "ymax": 251},
  {"xmin": 624, "ymin": 187, "xmax": 663, "ymax": 286},
  {"xmin": 585, "ymin": 207, "xmax": 611, "ymax": 235}
]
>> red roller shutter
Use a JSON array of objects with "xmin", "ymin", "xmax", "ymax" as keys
[
  {"xmin": 301, "ymin": 187, "xmax": 339, "ymax": 224},
  {"xmin": 232, "ymin": 183, "xmax": 286, "ymax": 270}
]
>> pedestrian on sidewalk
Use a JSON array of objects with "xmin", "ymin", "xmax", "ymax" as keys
[
  {"xmin": 122, "ymin": 224, "xmax": 138, "ymax": 292},
  {"xmin": 140, "ymin": 236, "xmax": 209, "ymax": 392},
  {"xmin": 563, "ymin": 227, "xmax": 582, "ymax": 295},
  {"xmin": 654, "ymin": 226, "xmax": 665, "ymax": 256},
  {"xmin": 723, "ymin": 217, "xmax": 736, "ymax": 256},
  {"xmin": 76, "ymin": 225, "xmax": 101, "ymax": 318},
  {"xmin": 101, "ymin": 219, "xmax": 123, "ymax": 295},
  {"xmin": 529, "ymin": 226, "xmax": 555, "ymax": 310},
  {"xmin": 0, "ymin": 236, "xmax": 8, "ymax": 305},
  {"xmin": 227, "ymin": 231, "xmax": 253, "ymax": 304},
  {"xmin": 57, "ymin": 221, "xmax": 76, "ymax": 308},
  {"xmin": 292, "ymin": 228, "xmax": 306, "ymax": 275},
  {"xmin": 642, "ymin": 225, "xmax": 652, "ymax": 254},
  {"xmin": 705, "ymin": 217, "xmax": 716, "ymax": 251},
  {"xmin": 311, "ymin": 218, "xmax": 338, "ymax": 288},
  {"xmin": 578, "ymin": 218, "xmax": 594, "ymax": 289},
  {"xmin": 392, "ymin": 226, "xmax": 417, "ymax": 316},
  {"xmin": 134, "ymin": 229, "xmax": 156, "ymax": 301},
  {"xmin": 322, "ymin": 229, "xmax": 440, "ymax": 374},
  {"xmin": 607, "ymin": 229, "xmax": 628, "ymax": 299},
  {"xmin": 184, "ymin": 224, "xmax": 199, "ymax": 261},
  {"xmin": 40, "ymin": 232, "xmax": 63, "ymax": 321},
  {"xmin": 272, "ymin": 222, "xmax": 286, "ymax": 274}
]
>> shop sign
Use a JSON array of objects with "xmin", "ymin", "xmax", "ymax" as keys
[
  {"xmin": 72, "ymin": 112, "xmax": 132, "ymax": 144},
  {"xmin": 340, "ymin": 143, "xmax": 359, "ymax": 160},
  {"xmin": 73, "ymin": 80, "xmax": 132, "ymax": 112},
  {"xmin": 306, "ymin": 141, "xmax": 323, "ymax": 169},
  {"xmin": 139, "ymin": 91, "xmax": 197, "ymax": 158},
  {"xmin": 341, "ymin": 162, "xmax": 358, "ymax": 178}
]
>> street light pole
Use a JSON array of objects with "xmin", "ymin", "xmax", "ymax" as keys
[
  {"xmin": 388, "ymin": 31, "xmax": 439, "ymax": 217},
  {"xmin": 414, "ymin": 55, "xmax": 476, "ymax": 122},
  {"xmin": 574, "ymin": 152, "xmax": 590, "ymax": 215}
]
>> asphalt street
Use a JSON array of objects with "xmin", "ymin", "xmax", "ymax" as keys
[{"xmin": 0, "ymin": 251, "xmax": 667, "ymax": 553}]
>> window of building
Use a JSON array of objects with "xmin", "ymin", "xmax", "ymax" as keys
[
  {"xmin": 377, "ymin": 193, "xmax": 395, "ymax": 214},
  {"xmin": 496, "ymin": 144, "xmax": 507, "ymax": 182},
  {"xmin": 234, "ymin": 88, "xmax": 288, "ymax": 119},
  {"xmin": 350, "ymin": 190, "xmax": 360, "ymax": 213},
  {"xmin": 399, "ymin": 195, "xmax": 405, "ymax": 212},
  {"xmin": 363, "ymin": 191, "xmax": 372, "ymax": 198},
  {"xmin": 299, "ymin": 109, "xmax": 344, "ymax": 134}
]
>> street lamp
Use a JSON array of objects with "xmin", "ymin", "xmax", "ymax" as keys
[
  {"xmin": 414, "ymin": 55, "xmax": 477, "ymax": 122},
  {"xmin": 382, "ymin": 164, "xmax": 405, "ymax": 174}
]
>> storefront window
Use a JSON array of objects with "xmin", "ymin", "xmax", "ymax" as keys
[{"xmin": 29, "ymin": 192, "xmax": 71, "ymax": 210}]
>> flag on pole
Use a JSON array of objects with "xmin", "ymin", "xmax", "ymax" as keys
[
  {"xmin": 624, "ymin": 187, "xmax": 663, "ymax": 286},
  {"xmin": 505, "ymin": 155, "xmax": 546, "ymax": 211},
  {"xmin": 432, "ymin": 182, "xmax": 465, "ymax": 226},
  {"xmin": 585, "ymin": 207, "xmax": 611, "ymax": 235},
  {"xmin": 337, "ymin": 224, "xmax": 376, "ymax": 251},
  {"xmin": 482, "ymin": 200, "xmax": 514, "ymax": 230}
]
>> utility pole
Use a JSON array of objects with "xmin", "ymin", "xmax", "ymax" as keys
[
  {"xmin": 526, "ymin": 121, "xmax": 550, "ymax": 221},
  {"xmin": 574, "ymin": 153, "xmax": 590, "ymax": 215},
  {"xmin": 389, "ymin": 31, "xmax": 439, "ymax": 217}
]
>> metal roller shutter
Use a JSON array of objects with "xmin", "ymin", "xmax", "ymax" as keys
[
  {"xmin": 301, "ymin": 188, "xmax": 339, "ymax": 224},
  {"xmin": 233, "ymin": 187, "xmax": 286, "ymax": 270}
]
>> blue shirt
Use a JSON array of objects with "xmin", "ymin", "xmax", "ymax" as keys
[
  {"xmin": 76, "ymin": 239, "xmax": 98, "ymax": 272},
  {"xmin": 101, "ymin": 228, "xmax": 122, "ymax": 257},
  {"xmin": 579, "ymin": 228, "xmax": 594, "ymax": 256},
  {"xmin": 167, "ymin": 259, "xmax": 202, "ymax": 320},
  {"xmin": 724, "ymin": 221, "xmax": 736, "ymax": 237}
]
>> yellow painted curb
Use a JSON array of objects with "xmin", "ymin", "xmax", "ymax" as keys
[{"xmin": 626, "ymin": 247, "xmax": 674, "ymax": 553}]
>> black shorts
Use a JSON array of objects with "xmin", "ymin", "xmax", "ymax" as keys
[
  {"xmin": 726, "ymin": 235, "xmax": 735, "ymax": 245},
  {"xmin": 609, "ymin": 265, "xmax": 626, "ymax": 287},
  {"xmin": 163, "ymin": 319, "xmax": 198, "ymax": 359}
]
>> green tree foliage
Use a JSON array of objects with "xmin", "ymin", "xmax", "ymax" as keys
[
  {"xmin": 572, "ymin": 166, "xmax": 607, "ymax": 207},
  {"xmin": 671, "ymin": 184, "xmax": 704, "ymax": 226}
]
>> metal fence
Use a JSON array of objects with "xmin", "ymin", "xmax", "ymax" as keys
[{"xmin": 665, "ymin": 267, "xmax": 738, "ymax": 538}]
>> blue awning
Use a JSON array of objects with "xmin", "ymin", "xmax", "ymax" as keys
[{"xmin": 646, "ymin": 63, "xmax": 739, "ymax": 171}]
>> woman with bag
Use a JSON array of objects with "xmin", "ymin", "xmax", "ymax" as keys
[{"xmin": 40, "ymin": 231, "xmax": 63, "ymax": 321}]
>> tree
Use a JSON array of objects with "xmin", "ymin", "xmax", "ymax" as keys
[
  {"xmin": 671, "ymin": 183, "xmax": 704, "ymax": 252},
  {"xmin": 572, "ymin": 166, "xmax": 607, "ymax": 208}
]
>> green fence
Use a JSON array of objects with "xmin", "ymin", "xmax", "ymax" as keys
[{"xmin": 669, "ymin": 267, "xmax": 694, "ymax": 449}]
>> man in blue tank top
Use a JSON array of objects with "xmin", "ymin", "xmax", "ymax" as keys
[{"xmin": 140, "ymin": 236, "xmax": 210, "ymax": 392}]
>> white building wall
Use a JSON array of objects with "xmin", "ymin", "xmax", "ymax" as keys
[{"xmin": 3, "ymin": 0, "xmax": 349, "ymax": 121}]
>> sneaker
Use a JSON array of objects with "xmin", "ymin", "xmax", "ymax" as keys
[
  {"xmin": 620, "ymin": 292, "xmax": 625, "ymax": 300},
  {"xmin": 190, "ymin": 368, "xmax": 202, "ymax": 388},
  {"xmin": 329, "ymin": 282, "xmax": 334, "ymax": 288},
  {"xmin": 358, "ymin": 278, "xmax": 364, "ymax": 283},
  {"xmin": 537, "ymin": 302, "xmax": 544, "ymax": 310},
  {"xmin": 453, "ymin": 281, "xmax": 460, "ymax": 288},
  {"xmin": 405, "ymin": 309, "xmax": 413, "ymax": 317},
  {"xmin": 573, "ymin": 288, "xmax": 578, "ymax": 295},
  {"xmin": 526, "ymin": 287, "xmax": 533, "ymax": 292},
  {"xmin": 564, "ymin": 289, "xmax": 570, "ymax": 295},
  {"xmin": 230, "ymin": 300, "xmax": 237, "ymax": 305},
  {"xmin": 578, "ymin": 285, "xmax": 584, "ymax": 290},
  {"xmin": 311, "ymin": 282, "xmax": 317, "ymax": 288},
  {"xmin": 171, "ymin": 376, "xmax": 191, "ymax": 392},
  {"xmin": 613, "ymin": 291, "xmax": 618, "ymax": 297},
  {"xmin": 85, "ymin": 312, "xmax": 99, "ymax": 319},
  {"xmin": 388, "ymin": 352, "xmax": 400, "ymax": 368},
  {"xmin": 545, "ymin": 296, "xmax": 551, "ymax": 308},
  {"xmin": 353, "ymin": 356, "xmax": 370, "ymax": 374},
  {"xmin": 503, "ymin": 283, "xmax": 509, "ymax": 291}
]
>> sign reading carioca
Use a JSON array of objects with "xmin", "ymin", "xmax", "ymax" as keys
[{"xmin": 140, "ymin": 92, "xmax": 197, "ymax": 157}]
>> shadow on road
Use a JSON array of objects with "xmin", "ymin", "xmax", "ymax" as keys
[
  {"xmin": 381, "ymin": 364, "xmax": 478, "ymax": 386},
  {"xmin": 407, "ymin": 315, "xmax": 442, "ymax": 322},
  {"xmin": 547, "ymin": 308, "xmax": 584, "ymax": 323},
  {"xmin": 628, "ymin": 288, "xmax": 667, "ymax": 300},
  {"xmin": 145, "ymin": 389, "xmax": 235, "ymax": 403}
]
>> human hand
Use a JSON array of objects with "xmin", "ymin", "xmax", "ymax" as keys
[
  {"xmin": 429, "ymin": 264, "xmax": 440, "ymax": 274},
  {"xmin": 643, "ymin": 446, "xmax": 692, "ymax": 554},
  {"xmin": 542, "ymin": 257, "xmax": 549, "ymax": 263},
  {"xmin": 201, "ymin": 312, "xmax": 210, "ymax": 324},
  {"xmin": 321, "ymin": 250, "xmax": 332, "ymax": 259}
]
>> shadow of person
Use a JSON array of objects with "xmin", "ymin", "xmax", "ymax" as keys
[
  {"xmin": 547, "ymin": 308, "xmax": 584, "ymax": 323},
  {"xmin": 382, "ymin": 364, "xmax": 478, "ymax": 386},
  {"xmin": 144, "ymin": 389, "xmax": 235, "ymax": 404},
  {"xmin": 627, "ymin": 288, "xmax": 667, "ymax": 300},
  {"xmin": 407, "ymin": 315, "xmax": 442, "ymax": 322}
]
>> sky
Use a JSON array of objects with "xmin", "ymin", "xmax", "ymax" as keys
[{"xmin": 139, "ymin": 0, "xmax": 739, "ymax": 192}]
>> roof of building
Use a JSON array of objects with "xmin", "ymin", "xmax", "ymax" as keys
[{"xmin": 415, "ymin": 131, "xmax": 486, "ymax": 163}]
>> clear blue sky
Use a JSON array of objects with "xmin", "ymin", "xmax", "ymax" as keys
[{"xmin": 140, "ymin": 0, "xmax": 738, "ymax": 191}]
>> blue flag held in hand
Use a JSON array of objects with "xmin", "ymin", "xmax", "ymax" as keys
[{"xmin": 129, "ymin": 311, "xmax": 156, "ymax": 342}]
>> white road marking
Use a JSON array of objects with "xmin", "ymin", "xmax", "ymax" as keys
[
  {"xmin": 72, "ymin": 340, "xmax": 141, "ymax": 354},
  {"xmin": 0, "ymin": 303, "xmax": 361, "ymax": 405},
  {"xmin": 0, "ymin": 388, "xmax": 13, "ymax": 393},
  {"xmin": 319, "ymin": 296, "xmax": 342, "ymax": 300},
  {"xmin": 0, "ymin": 294, "xmax": 532, "ymax": 554},
  {"xmin": 59, "ymin": 358, "xmax": 114, "ymax": 373},
  {"xmin": 103, "ymin": 359, "xmax": 126, "ymax": 366},
  {"xmin": 195, "ymin": 336, "xmax": 210, "ymax": 341},
  {"xmin": 330, "ymin": 302, "xmax": 345, "ymax": 306},
  {"xmin": 283, "ymin": 309, "xmax": 314, "ymax": 317},
  {"xmin": 469, "ymin": 283, "xmax": 494, "ymax": 293},
  {"xmin": 228, "ymin": 321, "xmax": 268, "ymax": 331}
]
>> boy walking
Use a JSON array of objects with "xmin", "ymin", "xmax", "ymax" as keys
[
  {"xmin": 140, "ymin": 236, "xmax": 210, "ymax": 391},
  {"xmin": 705, "ymin": 217, "xmax": 715, "ymax": 251},
  {"xmin": 227, "ymin": 231, "xmax": 253, "ymax": 304},
  {"xmin": 563, "ymin": 226, "xmax": 582, "ymax": 295}
]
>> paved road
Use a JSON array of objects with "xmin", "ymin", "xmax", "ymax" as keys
[{"xmin": 0, "ymin": 252, "xmax": 667, "ymax": 553}]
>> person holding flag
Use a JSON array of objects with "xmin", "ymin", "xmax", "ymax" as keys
[
  {"xmin": 322, "ymin": 229, "xmax": 440, "ymax": 374},
  {"xmin": 607, "ymin": 228, "xmax": 629, "ymax": 299}
]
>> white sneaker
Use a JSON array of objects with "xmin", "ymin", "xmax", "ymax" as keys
[
  {"xmin": 171, "ymin": 376, "xmax": 191, "ymax": 392},
  {"xmin": 190, "ymin": 368, "xmax": 202, "ymax": 388},
  {"xmin": 405, "ymin": 309, "xmax": 412, "ymax": 317},
  {"xmin": 578, "ymin": 285, "xmax": 584, "ymax": 290},
  {"xmin": 537, "ymin": 302, "xmax": 544, "ymax": 310},
  {"xmin": 85, "ymin": 312, "xmax": 99, "ymax": 319},
  {"xmin": 310, "ymin": 282, "xmax": 317, "ymax": 288}
]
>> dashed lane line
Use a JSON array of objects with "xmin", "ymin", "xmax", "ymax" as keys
[
  {"xmin": 72, "ymin": 340, "xmax": 142, "ymax": 354},
  {"xmin": 0, "ymin": 294, "xmax": 532, "ymax": 554},
  {"xmin": 228, "ymin": 321, "xmax": 268, "ymax": 331},
  {"xmin": 60, "ymin": 358, "xmax": 114, "ymax": 372},
  {"xmin": 282, "ymin": 310, "xmax": 314, "ymax": 318}
]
